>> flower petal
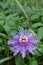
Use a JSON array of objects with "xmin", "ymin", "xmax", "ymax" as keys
[
  {"xmin": 26, "ymin": 44, "xmax": 37, "ymax": 55},
  {"xmin": 15, "ymin": 35, "xmax": 19, "ymax": 39},
  {"xmin": 29, "ymin": 38, "xmax": 38, "ymax": 44},
  {"xmin": 8, "ymin": 39, "xmax": 17, "ymax": 45},
  {"xmin": 13, "ymin": 49, "xmax": 19, "ymax": 56},
  {"xmin": 21, "ymin": 51, "xmax": 26, "ymax": 58},
  {"xmin": 28, "ymin": 33, "xmax": 33, "ymax": 38}
]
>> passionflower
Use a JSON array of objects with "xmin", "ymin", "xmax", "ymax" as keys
[{"xmin": 8, "ymin": 30, "xmax": 38, "ymax": 58}]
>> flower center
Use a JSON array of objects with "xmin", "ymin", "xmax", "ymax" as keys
[{"xmin": 19, "ymin": 35, "xmax": 28, "ymax": 43}]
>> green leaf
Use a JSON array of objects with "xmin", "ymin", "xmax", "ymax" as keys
[
  {"xmin": 0, "ymin": 20, "xmax": 4, "ymax": 25},
  {"xmin": 0, "ymin": 47, "xmax": 5, "ymax": 51},
  {"xmin": 0, "ymin": 25, "xmax": 3, "ymax": 32},
  {"xmin": 4, "ymin": 44, "xmax": 10, "ymax": 56},
  {"xmin": 22, "ymin": 22, "xmax": 29, "ymax": 28},
  {"xmin": 37, "ymin": 44, "xmax": 43, "ymax": 54},
  {"xmin": 0, "ymin": 2, "xmax": 8, "ymax": 9},
  {"xmin": 34, "ymin": 43, "xmax": 43, "ymax": 57},
  {"xmin": 0, "ymin": 15, "xmax": 5, "ymax": 32},
  {"xmin": 0, "ymin": 33, "xmax": 8, "ymax": 39},
  {"xmin": 15, "ymin": 54, "xmax": 26, "ymax": 65},
  {"xmin": 29, "ymin": 57, "xmax": 38, "ymax": 65},
  {"xmin": 25, "ymin": 6, "xmax": 33, "ymax": 15},
  {"xmin": 4, "ymin": 15, "xmax": 20, "ymax": 34},
  {"xmin": 42, "ymin": 16, "xmax": 43, "ymax": 22},
  {"xmin": 31, "ymin": 14, "xmax": 40, "ymax": 20},
  {"xmin": 26, "ymin": 53, "xmax": 38, "ymax": 65},
  {"xmin": 32, "ymin": 23, "xmax": 43, "ymax": 28},
  {"xmin": 4, "ymin": 24, "xmax": 12, "ymax": 34},
  {"xmin": 34, "ymin": 49, "xmax": 41, "ymax": 57},
  {"xmin": 37, "ymin": 27, "xmax": 43, "ymax": 39},
  {"xmin": 26, "ymin": 53, "xmax": 31, "ymax": 60}
]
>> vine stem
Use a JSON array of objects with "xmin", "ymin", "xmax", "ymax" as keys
[{"xmin": 15, "ymin": 0, "xmax": 29, "ymax": 19}]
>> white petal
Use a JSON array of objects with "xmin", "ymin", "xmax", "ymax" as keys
[{"xmin": 21, "ymin": 51, "xmax": 26, "ymax": 58}]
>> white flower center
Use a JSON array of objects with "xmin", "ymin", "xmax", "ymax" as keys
[{"xmin": 19, "ymin": 35, "xmax": 28, "ymax": 43}]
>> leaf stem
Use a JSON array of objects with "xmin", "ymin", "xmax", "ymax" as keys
[
  {"xmin": 0, "ymin": 56, "xmax": 13, "ymax": 64},
  {"xmin": 15, "ymin": 0, "xmax": 29, "ymax": 19}
]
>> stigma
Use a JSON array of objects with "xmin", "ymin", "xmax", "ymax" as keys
[{"xmin": 19, "ymin": 35, "xmax": 28, "ymax": 43}]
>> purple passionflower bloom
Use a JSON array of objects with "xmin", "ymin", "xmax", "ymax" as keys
[{"xmin": 8, "ymin": 30, "xmax": 38, "ymax": 58}]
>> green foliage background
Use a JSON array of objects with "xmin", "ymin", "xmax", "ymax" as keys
[{"xmin": 0, "ymin": 0, "xmax": 43, "ymax": 65}]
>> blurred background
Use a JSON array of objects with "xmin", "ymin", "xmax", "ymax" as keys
[{"xmin": 0, "ymin": 0, "xmax": 43, "ymax": 65}]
